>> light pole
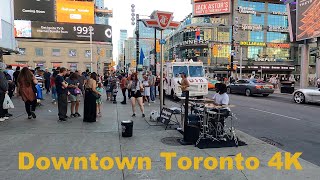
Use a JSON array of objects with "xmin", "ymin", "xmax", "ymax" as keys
[{"xmin": 89, "ymin": 26, "xmax": 93, "ymax": 72}]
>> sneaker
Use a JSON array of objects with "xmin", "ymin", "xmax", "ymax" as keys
[
  {"xmin": 121, "ymin": 101, "xmax": 126, "ymax": 104},
  {"xmin": 31, "ymin": 112, "xmax": 36, "ymax": 119},
  {"xmin": 148, "ymin": 103, "xmax": 151, "ymax": 106},
  {"xmin": 28, "ymin": 116, "xmax": 32, "ymax": 119},
  {"xmin": 151, "ymin": 101, "xmax": 155, "ymax": 103},
  {"xmin": 59, "ymin": 118, "xmax": 67, "ymax": 121},
  {"xmin": 70, "ymin": 114, "xmax": 76, "ymax": 118},
  {"xmin": 5, "ymin": 113, "xmax": 13, "ymax": 117},
  {"xmin": 142, "ymin": 114, "xmax": 146, "ymax": 118},
  {"xmin": 75, "ymin": 112, "xmax": 81, "ymax": 117},
  {"xmin": 132, "ymin": 114, "xmax": 136, "ymax": 117},
  {"xmin": 0, "ymin": 118, "xmax": 5, "ymax": 122},
  {"xmin": 3, "ymin": 117, "xmax": 9, "ymax": 120}
]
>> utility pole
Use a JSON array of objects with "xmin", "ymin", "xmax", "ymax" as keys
[
  {"xmin": 136, "ymin": 14, "xmax": 140, "ymax": 72},
  {"xmin": 230, "ymin": 0, "xmax": 235, "ymax": 77},
  {"xmin": 123, "ymin": 47, "xmax": 126, "ymax": 74},
  {"xmin": 154, "ymin": 28, "xmax": 157, "ymax": 76}
]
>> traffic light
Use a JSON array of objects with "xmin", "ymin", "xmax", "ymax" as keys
[
  {"xmin": 156, "ymin": 40, "xmax": 160, "ymax": 53},
  {"xmin": 227, "ymin": 65, "xmax": 231, "ymax": 70},
  {"xmin": 233, "ymin": 65, "xmax": 237, "ymax": 70},
  {"xmin": 228, "ymin": 55, "xmax": 231, "ymax": 63}
]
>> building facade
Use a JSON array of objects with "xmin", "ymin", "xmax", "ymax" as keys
[
  {"xmin": 165, "ymin": 0, "xmax": 295, "ymax": 79},
  {"xmin": 94, "ymin": 0, "xmax": 112, "ymax": 25},
  {"xmin": 4, "ymin": 39, "xmax": 113, "ymax": 73}
]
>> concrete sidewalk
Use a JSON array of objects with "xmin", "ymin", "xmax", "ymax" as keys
[{"xmin": 0, "ymin": 93, "xmax": 319, "ymax": 180}]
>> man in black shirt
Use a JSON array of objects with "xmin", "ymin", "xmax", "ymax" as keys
[
  {"xmin": 44, "ymin": 68, "xmax": 51, "ymax": 94},
  {"xmin": 55, "ymin": 67, "xmax": 68, "ymax": 121}
]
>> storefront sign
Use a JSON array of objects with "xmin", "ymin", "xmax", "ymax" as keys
[
  {"xmin": 241, "ymin": 24, "xmax": 263, "ymax": 31},
  {"xmin": 193, "ymin": 0, "xmax": 231, "ymax": 16},
  {"xmin": 268, "ymin": 25, "xmax": 289, "ymax": 33},
  {"xmin": 255, "ymin": 58, "xmax": 276, "ymax": 62},
  {"xmin": 245, "ymin": 65, "xmax": 295, "ymax": 71},
  {"xmin": 271, "ymin": 11, "xmax": 288, "ymax": 16},
  {"xmin": 240, "ymin": 41, "xmax": 266, "ymax": 46},
  {"xmin": 238, "ymin": 6, "xmax": 256, "ymax": 15},
  {"xmin": 267, "ymin": 43, "xmax": 290, "ymax": 49},
  {"xmin": 179, "ymin": 39, "xmax": 209, "ymax": 46}
]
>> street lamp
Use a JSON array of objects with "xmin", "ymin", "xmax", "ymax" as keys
[{"xmin": 89, "ymin": 26, "xmax": 94, "ymax": 72}]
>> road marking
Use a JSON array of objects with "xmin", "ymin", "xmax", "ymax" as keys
[{"xmin": 249, "ymin": 108, "xmax": 302, "ymax": 121}]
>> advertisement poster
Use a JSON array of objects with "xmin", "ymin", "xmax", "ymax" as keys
[
  {"xmin": 14, "ymin": 21, "xmax": 112, "ymax": 42},
  {"xmin": 56, "ymin": 0, "xmax": 95, "ymax": 24},
  {"xmin": 14, "ymin": 0, "xmax": 55, "ymax": 21},
  {"xmin": 296, "ymin": 0, "xmax": 320, "ymax": 41},
  {"xmin": 194, "ymin": 0, "xmax": 231, "ymax": 16}
]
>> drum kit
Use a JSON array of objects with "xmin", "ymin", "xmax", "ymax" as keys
[{"xmin": 188, "ymin": 98, "xmax": 238, "ymax": 146}]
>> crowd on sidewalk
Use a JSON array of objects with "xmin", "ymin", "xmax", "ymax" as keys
[{"xmin": 0, "ymin": 62, "xmax": 166, "ymax": 123}]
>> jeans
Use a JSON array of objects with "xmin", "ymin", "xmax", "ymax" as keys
[
  {"xmin": 121, "ymin": 88, "xmax": 126, "ymax": 103},
  {"xmin": 25, "ymin": 100, "xmax": 36, "ymax": 116},
  {"xmin": 51, "ymin": 86, "xmax": 58, "ymax": 100},
  {"xmin": 0, "ymin": 93, "xmax": 5, "ymax": 118},
  {"xmin": 150, "ymin": 86, "xmax": 155, "ymax": 101},
  {"xmin": 58, "ymin": 93, "xmax": 68, "ymax": 119}
]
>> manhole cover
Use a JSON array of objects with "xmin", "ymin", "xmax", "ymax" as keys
[
  {"xmin": 260, "ymin": 137, "xmax": 283, "ymax": 147},
  {"xmin": 161, "ymin": 137, "xmax": 182, "ymax": 146}
]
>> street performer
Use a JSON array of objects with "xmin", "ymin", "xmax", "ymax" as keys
[
  {"xmin": 211, "ymin": 83, "xmax": 230, "ymax": 129},
  {"xmin": 178, "ymin": 72, "xmax": 190, "ymax": 97}
]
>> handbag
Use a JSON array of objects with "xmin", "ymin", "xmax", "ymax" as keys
[
  {"xmin": 92, "ymin": 92, "xmax": 101, "ymax": 99},
  {"xmin": 3, "ymin": 94, "xmax": 14, "ymax": 109},
  {"xmin": 74, "ymin": 88, "xmax": 81, "ymax": 95}
]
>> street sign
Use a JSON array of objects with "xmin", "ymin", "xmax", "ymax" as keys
[{"xmin": 160, "ymin": 39, "xmax": 166, "ymax": 44}]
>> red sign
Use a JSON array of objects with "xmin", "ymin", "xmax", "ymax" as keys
[
  {"xmin": 156, "ymin": 12, "xmax": 173, "ymax": 29},
  {"xmin": 194, "ymin": 0, "xmax": 231, "ymax": 16},
  {"xmin": 142, "ymin": 11, "xmax": 180, "ymax": 30},
  {"xmin": 267, "ymin": 43, "xmax": 290, "ymax": 49}
]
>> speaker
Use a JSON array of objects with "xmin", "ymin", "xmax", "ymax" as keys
[{"xmin": 184, "ymin": 125, "xmax": 200, "ymax": 144}]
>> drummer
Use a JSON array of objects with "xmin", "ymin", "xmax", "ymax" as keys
[{"xmin": 212, "ymin": 83, "xmax": 230, "ymax": 111}]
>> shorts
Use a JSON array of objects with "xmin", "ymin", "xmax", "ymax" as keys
[
  {"xmin": 69, "ymin": 94, "xmax": 80, "ymax": 102},
  {"xmin": 131, "ymin": 90, "xmax": 142, "ymax": 98}
]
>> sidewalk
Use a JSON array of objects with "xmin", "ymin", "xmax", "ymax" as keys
[{"xmin": 0, "ymin": 93, "xmax": 319, "ymax": 180}]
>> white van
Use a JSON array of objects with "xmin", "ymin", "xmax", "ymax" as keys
[{"xmin": 164, "ymin": 61, "xmax": 208, "ymax": 98}]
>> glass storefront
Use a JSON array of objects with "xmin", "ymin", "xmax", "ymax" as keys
[
  {"xmin": 267, "ymin": 32, "xmax": 288, "ymax": 43},
  {"xmin": 266, "ymin": 48, "xmax": 289, "ymax": 60}
]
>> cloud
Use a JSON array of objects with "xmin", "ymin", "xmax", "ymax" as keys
[{"xmin": 104, "ymin": 0, "xmax": 192, "ymax": 62}]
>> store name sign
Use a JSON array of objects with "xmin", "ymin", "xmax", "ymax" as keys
[
  {"xmin": 194, "ymin": 0, "xmax": 231, "ymax": 16},
  {"xmin": 179, "ymin": 39, "xmax": 209, "ymax": 46},
  {"xmin": 271, "ymin": 11, "xmax": 288, "ymax": 16},
  {"xmin": 255, "ymin": 58, "xmax": 276, "ymax": 62},
  {"xmin": 267, "ymin": 43, "xmax": 290, "ymax": 48},
  {"xmin": 241, "ymin": 24, "xmax": 263, "ymax": 31},
  {"xmin": 240, "ymin": 41, "xmax": 266, "ymax": 46},
  {"xmin": 238, "ymin": 6, "xmax": 256, "ymax": 15},
  {"xmin": 268, "ymin": 25, "xmax": 289, "ymax": 33}
]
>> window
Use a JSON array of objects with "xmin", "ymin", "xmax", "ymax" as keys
[
  {"xmin": 267, "ymin": 32, "xmax": 288, "ymax": 43},
  {"xmin": 238, "ymin": 0, "xmax": 265, "ymax": 11},
  {"xmin": 69, "ymin": 49, "xmax": 77, "ymax": 57},
  {"xmin": 189, "ymin": 66, "xmax": 204, "ymax": 77},
  {"xmin": 248, "ymin": 46, "xmax": 263, "ymax": 59},
  {"xmin": 249, "ymin": 14, "xmax": 264, "ymax": 25},
  {"xmin": 267, "ymin": 15, "xmax": 288, "ymax": 27},
  {"xmin": 217, "ymin": 45, "xmax": 230, "ymax": 58},
  {"xmin": 249, "ymin": 31, "xmax": 264, "ymax": 42},
  {"xmin": 268, "ymin": 4, "xmax": 286, "ymax": 13},
  {"xmin": 173, "ymin": 66, "xmax": 188, "ymax": 77},
  {"xmin": 18, "ymin": 48, "xmax": 26, "ymax": 55},
  {"xmin": 52, "ymin": 49, "xmax": 60, "ymax": 56},
  {"xmin": 85, "ymin": 50, "xmax": 91, "ymax": 58},
  {"xmin": 35, "ymin": 48, "xmax": 43, "ymax": 56},
  {"xmin": 266, "ymin": 48, "xmax": 289, "ymax": 60}
]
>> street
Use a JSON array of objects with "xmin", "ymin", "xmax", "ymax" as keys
[{"xmin": 207, "ymin": 91, "xmax": 320, "ymax": 166}]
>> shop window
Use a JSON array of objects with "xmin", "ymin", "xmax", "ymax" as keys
[
  {"xmin": 266, "ymin": 48, "xmax": 289, "ymax": 60},
  {"xmin": 18, "ymin": 48, "xmax": 26, "ymax": 55},
  {"xmin": 52, "ymin": 49, "xmax": 60, "ymax": 57},
  {"xmin": 69, "ymin": 49, "xmax": 77, "ymax": 57},
  {"xmin": 248, "ymin": 47, "xmax": 264, "ymax": 59},
  {"xmin": 35, "ymin": 48, "xmax": 43, "ymax": 56}
]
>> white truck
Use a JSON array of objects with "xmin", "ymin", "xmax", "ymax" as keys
[{"xmin": 163, "ymin": 61, "xmax": 208, "ymax": 98}]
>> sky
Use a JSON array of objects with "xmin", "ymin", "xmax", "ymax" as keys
[{"xmin": 104, "ymin": 0, "xmax": 192, "ymax": 61}]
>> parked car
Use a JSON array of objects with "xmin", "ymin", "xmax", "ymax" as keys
[
  {"xmin": 208, "ymin": 79, "xmax": 221, "ymax": 90},
  {"xmin": 293, "ymin": 88, "xmax": 320, "ymax": 104},
  {"xmin": 227, "ymin": 79, "xmax": 274, "ymax": 97}
]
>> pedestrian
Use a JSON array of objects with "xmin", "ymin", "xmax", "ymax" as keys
[
  {"xmin": 5, "ymin": 65, "xmax": 14, "ymax": 81},
  {"xmin": 148, "ymin": 71, "xmax": 156, "ymax": 103},
  {"xmin": 44, "ymin": 68, "xmax": 51, "ymax": 94},
  {"xmin": 55, "ymin": 67, "xmax": 69, "ymax": 121},
  {"xmin": 13, "ymin": 66, "xmax": 20, "ymax": 95},
  {"xmin": 104, "ymin": 73, "xmax": 112, "ymax": 101},
  {"xmin": 127, "ymin": 73, "xmax": 145, "ymax": 117},
  {"xmin": 142, "ymin": 75, "xmax": 151, "ymax": 106},
  {"xmin": 317, "ymin": 78, "xmax": 320, "ymax": 88},
  {"xmin": 178, "ymin": 72, "xmax": 190, "ymax": 97},
  {"xmin": 83, "ymin": 72, "xmax": 101, "ymax": 123},
  {"xmin": 50, "ymin": 70, "xmax": 58, "ymax": 104},
  {"xmin": 17, "ymin": 67, "xmax": 37, "ymax": 119},
  {"xmin": 96, "ymin": 82, "xmax": 104, "ymax": 117},
  {"xmin": 0, "ymin": 63, "xmax": 9, "ymax": 122},
  {"xmin": 120, "ymin": 73, "xmax": 127, "ymax": 104},
  {"xmin": 160, "ymin": 73, "xmax": 168, "ymax": 106},
  {"xmin": 66, "ymin": 73, "xmax": 81, "ymax": 118}
]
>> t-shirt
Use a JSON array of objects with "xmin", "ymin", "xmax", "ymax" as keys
[
  {"xmin": 13, "ymin": 71, "xmax": 20, "ymax": 83},
  {"xmin": 212, "ymin": 93, "xmax": 230, "ymax": 110},
  {"xmin": 55, "ymin": 75, "xmax": 67, "ymax": 95},
  {"xmin": 66, "ymin": 78, "xmax": 79, "ymax": 95}
]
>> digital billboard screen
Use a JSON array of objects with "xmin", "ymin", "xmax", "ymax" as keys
[
  {"xmin": 56, "ymin": 0, "xmax": 95, "ymax": 24},
  {"xmin": 296, "ymin": 0, "xmax": 320, "ymax": 41},
  {"xmin": 193, "ymin": 0, "xmax": 231, "ymax": 16},
  {"xmin": 14, "ymin": 0, "xmax": 55, "ymax": 22},
  {"xmin": 14, "ymin": 21, "xmax": 112, "ymax": 43}
]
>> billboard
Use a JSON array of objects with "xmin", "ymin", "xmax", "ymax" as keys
[
  {"xmin": 296, "ymin": 0, "xmax": 320, "ymax": 41},
  {"xmin": 193, "ymin": 0, "xmax": 231, "ymax": 16},
  {"xmin": 14, "ymin": 21, "xmax": 112, "ymax": 42},
  {"xmin": 14, "ymin": 0, "xmax": 55, "ymax": 21},
  {"xmin": 56, "ymin": 0, "xmax": 95, "ymax": 24}
]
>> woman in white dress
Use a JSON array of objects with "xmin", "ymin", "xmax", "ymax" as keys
[{"xmin": 142, "ymin": 75, "xmax": 151, "ymax": 106}]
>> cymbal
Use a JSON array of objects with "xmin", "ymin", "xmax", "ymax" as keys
[{"xmin": 204, "ymin": 104, "xmax": 236, "ymax": 108}]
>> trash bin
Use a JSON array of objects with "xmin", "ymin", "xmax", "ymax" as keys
[
  {"xmin": 280, "ymin": 81, "xmax": 295, "ymax": 94},
  {"xmin": 121, "ymin": 120, "xmax": 133, "ymax": 137}
]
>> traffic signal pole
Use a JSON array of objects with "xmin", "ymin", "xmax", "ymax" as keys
[{"xmin": 230, "ymin": 0, "xmax": 235, "ymax": 77}]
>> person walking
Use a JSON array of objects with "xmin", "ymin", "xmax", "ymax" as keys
[
  {"xmin": 120, "ymin": 73, "xmax": 127, "ymax": 104},
  {"xmin": 0, "ymin": 63, "xmax": 9, "ymax": 122},
  {"xmin": 44, "ymin": 68, "xmax": 51, "ymax": 94},
  {"xmin": 142, "ymin": 75, "xmax": 151, "ymax": 106},
  {"xmin": 55, "ymin": 68, "xmax": 69, "ymax": 121},
  {"xmin": 66, "ymin": 73, "xmax": 81, "ymax": 118},
  {"xmin": 83, "ymin": 72, "xmax": 101, "ymax": 122},
  {"xmin": 178, "ymin": 72, "xmax": 190, "ymax": 97},
  {"xmin": 148, "ymin": 71, "xmax": 156, "ymax": 103},
  {"xmin": 17, "ymin": 67, "xmax": 37, "ymax": 119},
  {"xmin": 50, "ymin": 69, "xmax": 58, "ymax": 104},
  {"xmin": 13, "ymin": 66, "xmax": 20, "ymax": 95},
  {"xmin": 127, "ymin": 73, "xmax": 145, "ymax": 117},
  {"xmin": 317, "ymin": 77, "xmax": 320, "ymax": 88}
]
